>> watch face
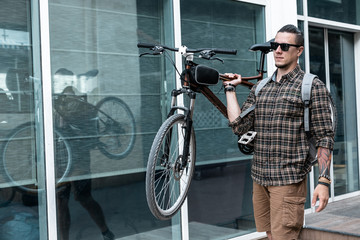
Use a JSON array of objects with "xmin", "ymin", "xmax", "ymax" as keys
[{"xmin": 224, "ymin": 86, "xmax": 235, "ymax": 92}]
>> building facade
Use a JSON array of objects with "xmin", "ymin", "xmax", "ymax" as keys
[{"xmin": 0, "ymin": 0, "xmax": 359, "ymax": 239}]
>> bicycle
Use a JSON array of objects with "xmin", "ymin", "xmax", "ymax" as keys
[
  {"xmin": 0, "ymin": 69, "xmax": 136, "ymax": 196},
  {"xmin": 138, "ymin": 40, "xmax": 272, "ymax": 220}
]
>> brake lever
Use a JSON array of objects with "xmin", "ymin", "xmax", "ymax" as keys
[
  {"xmin": 199, "ymin": 50, "xmax": 224, "ymax": 63},
  {"xmin": 213, "ymin": 57, "xmax": 224, "ymax": 63},
  {"xmin": 139, "ymin": 46, "xmax": 165, "ymax": 57},
  {"xmin": 139, "ymin": 52, "xmax": 151, "ymax": 57},
  {"xmin": 139, "ymin": 51, "xmax": 163, "ymax": 57}
]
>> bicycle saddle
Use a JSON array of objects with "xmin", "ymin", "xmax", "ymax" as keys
[{"xmin": 249, "ymin": 39, "xmax": 274, "ymax": 53}]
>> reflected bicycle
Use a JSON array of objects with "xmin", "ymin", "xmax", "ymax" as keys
[{"xmin": 0, "ymin": 70, "xmax": 136, "ymax": 197}]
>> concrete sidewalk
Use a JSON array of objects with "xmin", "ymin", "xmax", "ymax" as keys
[{"xmin": 303, "ymin": 195, "xmax": 360, "ymax": 238}]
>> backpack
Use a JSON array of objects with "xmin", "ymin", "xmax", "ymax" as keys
[{"xmin": 238, "ymin": 73, "xmax": 337, "ymax": 164}]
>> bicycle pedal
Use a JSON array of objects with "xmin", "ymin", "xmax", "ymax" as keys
[{"xmin": 238, "ymin": 131, "xmax": 257, "ymax": 145}]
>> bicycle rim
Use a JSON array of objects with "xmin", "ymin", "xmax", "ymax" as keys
[
  {"xmin": 2, "ymin": 123, "xmax": 38, "ymax": 193},
  {"xmin": 54, "ymin": 130, "xmax": 72, "ymax": 184},
  {"xmin": 96, "ymin": 97, "xmax": 136, "ymax": 160},
  {"xmin": 146, "ymin": 114, "xmax": 196, "ymax": 220},
  {"xmin": 2, "ymin": 123, "xmax": 71, "ymax": 193}
]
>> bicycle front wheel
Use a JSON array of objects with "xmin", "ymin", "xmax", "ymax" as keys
[
  {"xmin": 146, "ymin": 114, "xmax": 196, "ymax": 220},
  {"xmin": 2, "ymin": 122, "xmax": 72, "ymax": 193},
  {"xmin": 96, "ymin": 97, "xmax": 136, "ymax": 160}
]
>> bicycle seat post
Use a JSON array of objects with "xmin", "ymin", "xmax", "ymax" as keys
[{"xmin": 258, "ymin": 51, "xmax": 266, "ymax": 77}]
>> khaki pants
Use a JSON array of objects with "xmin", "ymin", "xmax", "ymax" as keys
[{"xmin": 253, "ymin": 178, "xmax": 307, "ymax": 240}]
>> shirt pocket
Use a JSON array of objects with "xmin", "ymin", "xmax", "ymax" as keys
[{"xmin": 279, "ymin": 94, "xmax": 304, "ymax": 117}]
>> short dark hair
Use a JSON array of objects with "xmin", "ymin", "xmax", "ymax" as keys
[{"xmin": 278, "ymin": 24, "xmax": 304, "ymax": 46}]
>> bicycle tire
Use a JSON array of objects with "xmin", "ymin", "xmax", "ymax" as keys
[
  {"xmin": 96, "ymin": 96, "xmax": 136, "ymax": 160},
  {"xmin": 1, "ymin": 122, "xmax": 72, "ymax": 193},
  {"xmin": 146, "ymin": 114, "xmax": 196, "ymax": 220}
]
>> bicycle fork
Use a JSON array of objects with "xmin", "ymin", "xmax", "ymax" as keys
[{"xmin": 167, "ymin": 88, "xmax": 196, "ymax": 177}]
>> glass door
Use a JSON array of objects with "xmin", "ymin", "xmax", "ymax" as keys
[
  {"xmin": 0, "ymin": 0, "xmax": 47, "ymax": 239},
  {"xmin": 180, "ymin": 0, "xmax": 266, "ymax": 238},
  {"xmin": 48, "ymin": 0, "xmax": 180, "ymax": 239},
  {"xmin": 309, "ymin": 26, "xmax": 359, "ymax": 196}
]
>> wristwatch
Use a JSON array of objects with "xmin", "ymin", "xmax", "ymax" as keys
[{"xmin": 224, "ymin": 83, "xmax": 236, "ymax": 93}]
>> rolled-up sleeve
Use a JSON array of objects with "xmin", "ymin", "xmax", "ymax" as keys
[{"xmin": 310, "ymin": 79, "xmax": 335, "ymax": 150}]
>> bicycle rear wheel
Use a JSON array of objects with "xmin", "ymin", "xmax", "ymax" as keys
[
  {"xmin": 146, "ymin": 114, "xmax": 196, "ymax": 220},
  {"xmin": 1, "ymin": 122, "xmax": 71, "ymax": 193},
  {"xmin": 96, "ymin": 97, "xmax": 136, "ymax": 160}
]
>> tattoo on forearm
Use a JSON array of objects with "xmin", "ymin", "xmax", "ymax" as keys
[{"xmin": 318, "ymin": 148, "xmax": 331, "ymax": 176}]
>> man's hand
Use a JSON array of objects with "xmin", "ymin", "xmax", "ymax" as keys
[
  {"xmin": 312, "ymin": 184, "xmax": 329, "ymax": 212},
  {"xmin": 223, "ymin": 73, "xmax": 242, "ymax": 87}
]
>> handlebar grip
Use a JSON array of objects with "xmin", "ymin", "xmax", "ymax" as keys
[
  {"xmin": 137, "ymin": 43, "xmax": 156, "ymax": 49},
  {"xmin": 212, "ymin": 48, "xmax": 237, "ymax": 55}
]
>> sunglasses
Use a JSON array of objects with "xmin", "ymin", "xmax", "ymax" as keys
[{"xmin": 270, "ymin": 42, "xmax": 302, "ymax": 51}]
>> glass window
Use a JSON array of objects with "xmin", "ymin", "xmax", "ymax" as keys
[
  {"xmin": 49, "ymin": 0, "xmax": 180, "ymax": 239},
  {"xmin": 297, "ymin": 20, "xmax": 305, "ymax": 70},
  {"xmin": 0, "ymin": 0, "xmax": 47, "ymax": 239},
  {"xmin": 307, "ymin": 0, "xmax": 360, "ymax": 25},
  {"xmin": 297, "ymin": 0, "xmax": 304, "ymax": 15},
  {"xmin": 180, "ymin": 0, "xmax": 265, "ymax": 238},
  {"xmin": 328, "ymin": 30, "xmax": 359, "ymax": 195},
  {"xmin": 309, "ymin": 26, "xmax": 359, "ymax": 196}
]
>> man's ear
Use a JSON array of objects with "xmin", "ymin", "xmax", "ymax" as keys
[{"xmin": 297, "ymin": 46, "xmax": 304, "ymax": 57}]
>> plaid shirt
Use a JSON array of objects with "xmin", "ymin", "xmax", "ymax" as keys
[{"xmin": 230, "ymin": 65, "xmax": 334, "ymax": 186}]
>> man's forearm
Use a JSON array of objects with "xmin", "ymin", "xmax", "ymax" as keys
[
  {"xmin": 226, "ymin": 91, "xmax": 241, "ymax": 122},
  {"xmin": 317, "ymin": 147, "xmax": 332, "ymax": 179}
]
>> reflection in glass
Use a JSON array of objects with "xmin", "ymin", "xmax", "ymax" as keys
[
  {"xmin": 328, "ymin": 30, "xmax": 359, "ymax": 195},
  {"xmin": 0, "ymin": 0, "xmax": 45, "ymax": 239},
  {"xmin": 49, "ymin": 0, "xmax": 178, "ymax": 239},
  {"xmin": 297, "ymin": 0, "xmax": 303, "ymax": 15},
  {"xmin": 308, "ymin": 0, "xmax": 360, "ymax": 25}
]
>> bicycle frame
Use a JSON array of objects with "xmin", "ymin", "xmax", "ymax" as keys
[{"xmin": 166, "ymin": 48, "xmax": 267, "ymax": 118}]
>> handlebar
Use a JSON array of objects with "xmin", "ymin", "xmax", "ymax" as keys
[
  {"xmin": 137, "ymin": 43, "xmax": 237, "ymax": 55},
  {"xmin": 138, "ymin": 42, "xmax": 265, "ymax": 89}
]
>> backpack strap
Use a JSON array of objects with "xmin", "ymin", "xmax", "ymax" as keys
[
  {"xmin": 302, "ymin": 73, "xmax": 317, "ymax": 132},
  {"xmin": 255, "ymin": 76, "xmax": 272, "ymax": 96},
  {"xmin": 239, "ymin": 76, "xmax": 272, "ymax": 118}
]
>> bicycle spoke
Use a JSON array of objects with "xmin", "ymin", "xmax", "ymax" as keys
[
  {"xmin": 155, "ymin": 123, "xmax": 186, "ymax": 211},
  {"xmin": 167, "ymin": 178, "xmax": 178, "ymax": 210},
  {"xmin": 160, "ymin": 179, "xmax": 170, "ymax": 210},
  {"xmin": 157, "ymin": 175, "xmax": 172, "ymax": 209},
  {"xmin": 154, "ymin": 167, "xmax": 171, "ymax": 193}
]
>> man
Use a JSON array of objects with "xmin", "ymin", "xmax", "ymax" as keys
[
  {"xmin": 54, "ymin": 77, "xmax": 115, "ymax": 240},
  {"xmin": 223, "ymin": 24, "xmax": 334, "ymax": 240}
]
